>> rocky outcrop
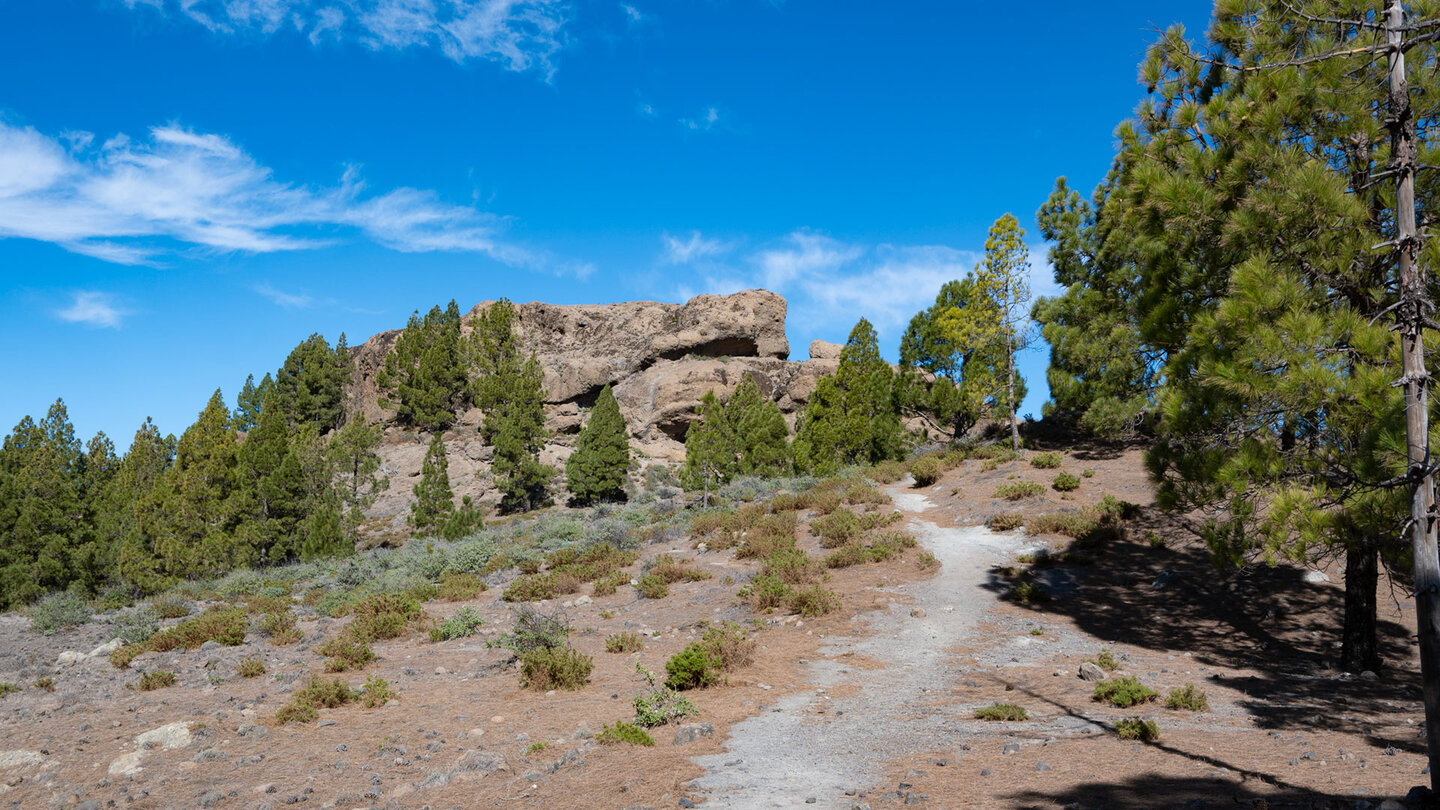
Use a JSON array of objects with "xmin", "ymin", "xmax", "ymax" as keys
[{"xmin": 349, "ymin": 289, "xmax": 840, "ymax": 520}]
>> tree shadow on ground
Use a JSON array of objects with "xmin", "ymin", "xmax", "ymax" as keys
[
  {"xmin": 980, "ymin": 510, "xmax": 1423, "ymax": 753},
  {"xmin": 1005, "ymin": 772, "xmax": 1410, "ymax": 810}
]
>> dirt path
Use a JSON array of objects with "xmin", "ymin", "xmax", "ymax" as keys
[{"xmin": 688, "ymin": 484, "xmax": 1025, "ymax": 808}]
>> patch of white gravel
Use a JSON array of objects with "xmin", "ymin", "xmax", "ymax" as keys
[{"xmin": 689, "ymin": 483, "xmax": 1027, "ymax": 808}]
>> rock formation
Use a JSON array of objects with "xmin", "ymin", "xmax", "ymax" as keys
[{"xmin": 348, "ymin": 290, "xmax": 841, "ymax": 522}]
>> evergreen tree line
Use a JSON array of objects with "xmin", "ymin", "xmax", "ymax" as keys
[{"xmin": 0, "ymin": 333, "xmax": 386, "ymax": 609}]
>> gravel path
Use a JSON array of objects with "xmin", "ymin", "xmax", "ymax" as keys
[{"xmin": 688, "ymin": 485, "xmax": 1026, "ymax": 807}]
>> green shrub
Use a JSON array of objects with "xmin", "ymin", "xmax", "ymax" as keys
[
  {"xmin": 605, "ymin": 632, "xmax": 643, "ymax": 653},
  {"xmin": 316, "ymin": 636, "xmax": 376, "ymax": 672},
  {"xmin": 700, "ymin": 622, "xmax": 755, "ymax": 671},
  {"xmin": 429, "ymin": 607, "xmax": 484, "ymax": 642},
  {"xmin": 348, "ymin": 593, "xmax": 427, "ymax": 641},
  {"xmin": 151, "ymin": 598, "xmax": 192, "ymax": 619},
  {"xmin": 632, "ymin": 664, "xmax": 699, "ymax": 727},
  {"xmin": 260, "ymin": 608, "xmax": 302, "ymax": 645},
  {"xmin": 1115, "ymin": 718, "xmax": 1160, "ymax": 742},
  {"xmin": 1082, "ymin": 469, "xmax": 1096, "ymax": 478},
  {"xmin": 1052, "ymin": 472, "xmax": 1081, "ymax": 492},
  {"xmin": 910, "ymin": 455, "xmax": 944, "ymax": 487},
  {"xmin": 994, "ymin": 481, "xmax": 1045, "ymax": 501},
  {"xmin": 987, "ymin": 512, "xmax": 1025, "ymax": 531},
  {"xmin": 635, "ymin": 574, "xmax": 669, "ymax": 599},
  {"xmin": 112, "ymin": 607, "xmax": 160, "ymax": 646},
  {"xmin": 148, "ymin": 606, "xmax": 247, "ymax": 652},
  {"xmin": 824, "ymin": 543, "xmax": 871, "ymax": 569},
  {"xmin": 664, "ymin": 644, "xmax": 720, "ymax": 690},
  {"xmin": 788, "ymin": 584, "xmax": 841, "ymax": 617},
  {"xmin": 592, "ymin": 570, "xmax": 630, "ymax": 596},
  {"xmin": 762, "ymin": 547, "xmax": 822, "ymax": 584},
  {"xmin": 597, "ymin": 721, "xmax": 655, "ymax": 746},
  {"xmin": 742, "ymin": 573, "xmax": 793, "ymax": 612},
  {"xmin": 647, "ymin": 555, "xmax": 711, "ymax": 584},
  {"xmin": 28, "ymin": 591, "xmax": 91, "ymax": 636},
  {"xmin": 1093, "ymin": 677, "xmax": 1158, "ymax": 708},
  {"xmin": 1005, "ymin": 581, "xmax": 1049, "ymax": 604},
  {"xmin": 519, "ymin": 646, "xmax": 593, "ymax": 691},
  {"xmin": 1164, "ymin": 684, "xmax": 1209, "ymax": 712},
  {"xmin": 276, "ymin": 677, "xmax": 359, "ymax": 723},
  {"xmin": 1092, "ymin": 648, "xmax": 1119, "ymax": 672},
  {"xmin": 525, "ymin": 741, "xmax": 549, "ymax": 755},
  {"xmin": 361, "ymin": 676, "xmax": 396, "ymax": 708},
  {"xmin": 870, "ymin": 459, "xmax": 908, "ymax": 484},
  {"xmin": 437, "ymin": 572, "xmax": 487, "ymax": 602},
  {"xmin": 974, "ymin": 703, "xmax": 1028, "ymax": 721},
  {"xmin": 132, "ymin": 671, "xmax": 177, "ymax": 691},
  {"xmin": 0, "ymin": 683, "xmax": 20, "ymax": 699},
  {"xmin": 1026, "ymin": 511, "xmax": 1099, "ymax": 537},
  {"xmin": 810, "ymin": 510, "xmax": 863, "ymax": 547},
  {"xmin": 238, "ymin": 658, "xmax": 266, "ymax": 678},
  {"xmin": 1030, "ymin": 452, "xmax": 1062, "ymax": 469}
]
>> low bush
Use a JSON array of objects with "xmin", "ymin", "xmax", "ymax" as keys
[
  {"xmin": 633, "ymin": 667, "xmax": 699, "ymax": 727},
  {"xmin": 1092, "ymin": 648, "xmax": 1119, "ymax": 672},
  {"xmin": 148, "ymin": 606, "xmax": 247, "ymax": 652},
  {"xmin": 635, "ymin": 574, "xmax": 669, "ymax": 599},
  {"xmin": 788, "ymin": 584, "xmax": 841, "ymax": 617},
  {"xmin": 132, "ymin": 670, "xmax": 177, "ymax": 691},
  {"xmin": 591, "ymin": 570, "xmax": 630, "ymax": 597},
  {"xmin": 28, "ymin": 591, "xmax": 91, "ymax": 636},
  {"xmin": 844, "ymin": 482, "xmax": 891, "ymax": 506},
  {"xmin": 664, "ymin": 645, "xmax": 720, "ymax": 690},
  {"xmin": 699, "ymin": 622, "xmax": 755, "ymax": 671},
  {"xmin": 597, "ymin": 721, "xmax": 655, "ymax": 746},
  {"xmin": 499, "ymin": 606, "xmax": 569, "ymax": 653},
  {"xmin": 606, "ymin": 631, "xmax": 643, "ymax": 653},
  {"xmin": 648, "ymin": 555, "xmax": 711, "ymax": 584},
  {"xmin": 429, "ymin": 607, "xmax": 484, "ymax": 642},
  {"xmin": 1005, "ymin": 581, "xmax": 1049, "ymax": 605},
  {"xmin": 112, "ymin": 607, "xmax": 160, "ymax": 646},
  {"xmin": 276, "ymin": 677, "xmax": 359, "ymax": 723},
  {"xmin": 742, "ymin": 573, "xmax": 793, "ymax": 612},
  {"xmin": 994, "ymin": 481, "xmax": 1045, "ymax": 501},
  {"xmin": 811, "ymin": 510, "xmax": 863, "ymax": 548},
  {"xmin": 974, "ymin": 703, "xmax": 1028, "ymax": 721},
  {"xmin": 348, "ymin": 593, "xmax": 428, "ymax": 641},
  {"xmin": 1164, "ymin": 684, "xmax": 1209, "ymax": 711},
  {"xmin": 910, "ymin": 455, "xmax": 944, "ymax": 487},
  {"xmin": 1030, "ymin": 452, "xmax": 1062, "ymax": 469},
  {"xmin": 316, "ymin": 636, "xmax": 376, "ymax": 672},
  {"xmin": 987, "ymin": 512, "xmax": 1025, "ymax": 531},
  {"xmin": 260, "ymin": 608, "xmax": 302, "ymax": 645},
  {"xmin": 361, "ymin": 676, "xmax": 396, "ymax": 708},
  {"xmin": 1093, "ymin": 676, "xmax": 1158, "ymax": 708},
  {"xmin": 33, "ymin": 677, "xmax": 54, "ymax": 692},
  {"xmin": 762, "ymin": 547, "xmax": 822, "ymax": 584},
  {"xmin": 437, "ymin": 572, "xmax": 487, "ymax": 602},
  {"xmin": 0, "ymin": 683, "xmax": 20, "ymax": 699},
  {"xmin": 238, "ymin": 658, "xmax": 266, "ymax": 678},
  {"xmin": 1115, "ymin": 718, "xmax": 1160, "ymax": 742},
  {"xmin": 152, "ymin": 598, "xmax": 192, "ymax": 619},
  {"xmin": 520, "ymin": 646, "xmax": 593, "ymax": 691},
  {"xmin": 1052, "ymin": 472, "xmax": 1081, "ymax": 492},
  {"xmin": 869, "ymin": 460, "xmax": 908, "ymax": 484}
]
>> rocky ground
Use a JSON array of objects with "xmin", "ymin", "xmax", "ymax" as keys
[{"xmin": 0, "ymin": 444, "xmax": 1432, "ymax": 809}]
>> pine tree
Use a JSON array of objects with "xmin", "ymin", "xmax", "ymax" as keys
[
  {"xmin": 233, "ymin": 388, "xmax": 295, "ymax": 567},
  {"xmin": 681, "ymin": 390, "xmax": 734, "ymax": 495},
  {"xmin": 152, "ymin": 390, "xmax": 241, "ymax": 579},
  {"xmin": 325, "ymin": 418, "xmax": 389, "ymax": 533},
  {"xmin": 901, "ymin": 278, "xmax": 1020, "ymax": 438},
  {"xmin": 472, "ymin": 300, "xmax": 553, "ymax": 513},
  {"xmin": 410, "ymin": 434, "xmax": 455, "ymax": 535},
  {"xmin": 0, "ymin": 400, "xmax": 87, "ymax": 607},
  {"xmin": 275, "ymin": 332, "xmax": 353, "ymax": 433},
  {"xmin": 566, "ymin": 384, "xmax": 631, "ymax": 505},
  {"xmin": 108, "ymin": 418, "xmax": 177, "ymax": 595},
  {"xmin": 233, "ymin": 374, "xmax": 264, "ymax": 433},
  {"xmin": 794, "ymin": 319, "xmax": 906, "ymax": 473},
  {"xmin": 681, "ymin": 375, "xmax": 791, "ymax": 490},
  {"xmin": 377, "ymin": 301, "xmax": 467, "ymax": 432}
]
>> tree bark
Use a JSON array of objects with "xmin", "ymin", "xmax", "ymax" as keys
[
  {"xmin": 1387, "ymin": 0, "xmax": 1440, "ymax": 792},
  {"xmin": 1341, "ymin": 536, "xmax": 1380, "ymax": 673}
]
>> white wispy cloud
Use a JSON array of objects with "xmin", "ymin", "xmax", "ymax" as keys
[
  {"xmin": 680, "ymin": 106, "xmax": 720, "ymax": 131},
  {"xmin": 0, "ymin": 118, "xmax": 563, "ymax": 271},
  {"xmin": 254, "ymin": 282, "xmax": 315, "ymax": 308},
  {"xmin": 660, "ymin": 230, "xmax": 730, "ymax": 265},
  {"xmin": 620, "ymin": 2, "xmax": 643, "ymax": 24},
  {"xmin": 666, "ymin": 229, "xmax": 1059, "ymax": 344},
  {"xmin": 123, "ymin": 0, "xmax": 572, "ymax": 78},
  {"xmin": 54, "ymin": 291, "xmax": 127, "ymax": 328}
]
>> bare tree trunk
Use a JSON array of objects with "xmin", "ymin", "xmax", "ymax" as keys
[
  {"xmin": 1341, "ymin": 534, "xmax": 1380, "ymax": 673},
  {"xmin": 1007, "ymin": 333, "xmax": 1020, "ymax": 451},
  {"xmin": 1387, "ymin": 0, "xmax": 1440, "ymax": 791}
]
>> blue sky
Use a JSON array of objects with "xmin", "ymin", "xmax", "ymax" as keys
[{"xmin": 0, "ymin": 0, "xmax": 1215, "ymax": 448}]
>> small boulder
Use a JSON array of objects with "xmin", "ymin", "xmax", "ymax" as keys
[
  {"xmin": 1078, "ymin": 662, "xmax": 1106, "ymax": 682},
  {"xmin": 673, "ymin": 723, "xmax": 715, "ymax": 745}
]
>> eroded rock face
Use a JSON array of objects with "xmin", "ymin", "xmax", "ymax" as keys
[{"xmin": 347, "ymin": 289, "xmax": 841, "ymax": 519}]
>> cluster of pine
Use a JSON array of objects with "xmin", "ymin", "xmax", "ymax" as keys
[{"xmin": 0, "ymin": 334, "xmax": 385, "ymax": 610}]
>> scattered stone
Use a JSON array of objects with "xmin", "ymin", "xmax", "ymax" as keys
[
  {"xmin": 1303, "ymin": 570, "xmax": 1330, "ymax": 584},
  {"xmin": 199, "ymin": 641, "xmax": 221, "ymax": 652},
  {"xmin": 1078, "ymin": 662, "xmax": 1106, "ymax": 682},
  {"xmin": 56, "ymin": 651, "xmax": 82, "ymax": 667},
  {"xmin": 673, "ymin": 723, "xmax": 715, "ymax": 746},
  {"xmin": 1035, "ymin": 762, "xmax": 1051, "ymax": 772},
  {"xmin": 1002, "ymin": 743, "xmax": 1021, "ymax": 755},
  {"xmin": 136, "ymin": 722, "xmax": 193, "ymax": 751},
  {"xmin": 909, "ymin": 608, "xmax": 926, "ymax": 619},
  {"xmin": 980, "ymin": 769, "xmax": 993, "ymax": 776},
  {"xmin": 456, "ymin": 751, "xmax": 509, "ymax": 775},
  {"xmin": 679, "ymin": 799, "xmax": 696, "ymax": 808}
]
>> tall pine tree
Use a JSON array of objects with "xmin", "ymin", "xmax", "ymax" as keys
[
  {"xmin": 377, "ymin": 301, "xmax": 467, "ymax": 432},
  {"xmin": 794, "ymin": 319, "xmax": 905, "ymax": 473},
  {"xmin": 411, "ymin": 434, "xmax": 455, "ymax": 535},
  {"xmin": 472, "ymin": 300, "xmax": 553, "ymax": 513},
  {"xmin": 566, "ymin": 384, "xmax": 631, "ymax": 505}
]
